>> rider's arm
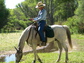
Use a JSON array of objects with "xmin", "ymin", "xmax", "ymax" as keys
[{"xmin": 33, "ymin": 9, "xmax": 47, "ymax": 21}]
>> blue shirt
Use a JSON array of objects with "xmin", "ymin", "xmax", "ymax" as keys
[{"xmin": 33, "ymin": 9, "xmax": 47, "ymax": 22}]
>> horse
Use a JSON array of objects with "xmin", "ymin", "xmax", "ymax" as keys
[{"xmin": 15, "ymin": 24, "xmax": 72, "ymax": 63}]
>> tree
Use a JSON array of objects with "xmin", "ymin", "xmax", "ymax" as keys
[
  {"xmin": 64, "ymin": 0, "xmax": 84, "ymax": 34},
  {"xmin": 0, "ymin": 0, "xmax": 9, "ymax": 29},
  {"xmin": 75, "ymin": 0, "xmax": 84, "ymax": 33},
  {"xmin": 14, "ymin": 0, "xmax": 77, "ymax": 25},
  {"xmin": 3, "ymin": 9, "xmax": 30, "ymax": 32},
  {"xmin": 16, "ymin": 0, "xmax": 37, "ymax": 18}
]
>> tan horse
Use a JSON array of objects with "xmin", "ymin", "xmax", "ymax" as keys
[{"xmin": 15, "ymin": 24, "xmax": 72, "ymax": 63}]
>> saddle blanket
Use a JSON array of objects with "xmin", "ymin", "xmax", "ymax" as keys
[{"xmin": 45, "ymin": 26, "xmax": 54, "ymax": 38}]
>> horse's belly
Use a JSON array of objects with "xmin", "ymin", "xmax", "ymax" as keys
[{"xmin": 47, "ymin": 37, "xmax": 55, "ymax": 43}]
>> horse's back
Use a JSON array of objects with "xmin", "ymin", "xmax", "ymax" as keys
[
  {"xmin": 50, "ymin": 25, "xmax": 67, "ymax": 33},
  {"xmin": 50, "ymin": 25, "xmax": 67, "ymax": 29},
  {"xmin": 50, "ymin": 25, "xmax": 68, "ymax": 40}
]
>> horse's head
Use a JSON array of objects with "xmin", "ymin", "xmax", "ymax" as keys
[{"xmin": 15, "ymin": 47, "xmax": 23, "ymax": 63}]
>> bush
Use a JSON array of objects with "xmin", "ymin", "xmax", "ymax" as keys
[{"xmin": 64, "ymin": 16, "xmax": 84, "ymax": 34}]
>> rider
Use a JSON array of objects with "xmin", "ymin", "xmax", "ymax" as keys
[{"xmin": 29, "ymin": 1, "xmax": 47, "ymax": 46}]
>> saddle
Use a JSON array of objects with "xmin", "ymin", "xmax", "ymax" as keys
[{"xmin": 32, "ymin": 22, "xmax": 54, "ymax": 38}]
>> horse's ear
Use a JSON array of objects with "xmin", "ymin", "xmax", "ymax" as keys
[{"xmin": 14, "ymin": 46, "xmax": 18, "ymax": 51}]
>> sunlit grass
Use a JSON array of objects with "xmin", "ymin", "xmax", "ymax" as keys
[
  {"xmin": 71, "ymin": 34, "xmax": 84, "ymax": 51},
  {"xmin": 0, "ymin": 32, "xmax": 21, "ymax": 51},
  {"xmin": 19, "ymin": 52, "xmax": 84, "ymax": 63},
  {"xmin": 71, "ymin": 34, "xmax": 84, "ymax": 39}
]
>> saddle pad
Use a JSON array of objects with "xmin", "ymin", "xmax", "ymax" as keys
[{"xmin": 45, "ymin": 26, "xmax": 54, "ymax": 38}]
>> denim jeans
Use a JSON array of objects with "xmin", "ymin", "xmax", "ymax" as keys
[{"xmin": 38, "ymin": 20, "xmax": 46, "ymax": 42}]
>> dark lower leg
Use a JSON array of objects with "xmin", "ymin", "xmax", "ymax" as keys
[
  {"xmin": 32, "ymin": 60, "xmax": 36, "ymax": 63},
  {"xmin": 65, "ymin": 48, "xmax": 68, "ymax": 63},
  {"xmin": 38, "ymin": 58, "xmax": 43, "ymax": 63}
]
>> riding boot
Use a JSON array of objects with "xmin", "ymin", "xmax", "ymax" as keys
[{"xmin": 41, "ymin": 42, "xmax": 46, "ymax": 46}]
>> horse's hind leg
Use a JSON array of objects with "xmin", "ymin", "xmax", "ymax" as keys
[
  {"xmin": 62, "ymin": 42, "xmax": 68, "ymax": 63},
  {"xmin": 56, "ymin": 40, "xmax": 63, "ymax": 62}
]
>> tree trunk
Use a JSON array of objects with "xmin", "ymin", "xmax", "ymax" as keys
[{"xmin": 49, "ymin": 0, "xmax": 54, "ymax": 25}]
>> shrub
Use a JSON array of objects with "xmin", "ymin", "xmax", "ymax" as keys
[{"xmin": 64, "ymin": 16, "xmax": 84, "ymax": 34}]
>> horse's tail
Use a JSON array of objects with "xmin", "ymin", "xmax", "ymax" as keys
[{"xmin": 63, "ymin": 25, "xmax": 73, "ymax": 49}]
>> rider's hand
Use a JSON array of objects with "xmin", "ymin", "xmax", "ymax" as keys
[
  {"xmin": 33, "ymin": 20, "xmax": 37, "ymax": 22},
  {"xmin": 28, "ymin": 18, "xmax": 33, "ymax": 21}
]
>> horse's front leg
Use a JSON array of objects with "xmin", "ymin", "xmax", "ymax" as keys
[{"xmin": 32, "ymin": 44, "xmax": 42, "ymax": 63}]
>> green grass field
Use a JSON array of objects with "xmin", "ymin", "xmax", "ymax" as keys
[
  {"xmin": 0, "ymin": 32, "xmax": 84, "ymax": 63},
  {"xmin": 0, "ymin": 32, "xmax": 21, "ymax": 51},
  {"xmin": 19, "ymin": 52, "xmax": 84, "ymax": 63}
]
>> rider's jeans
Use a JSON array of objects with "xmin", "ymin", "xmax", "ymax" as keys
[{"xmin": 38, "ymin": 20, "xmax": 46, "ymax": 42}]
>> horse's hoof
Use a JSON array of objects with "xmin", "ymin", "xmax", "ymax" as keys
[
  {"xmin": 65, "ymin": 61, "xmax": 68, "ymax": 63},
  {"xmin": 38, "ymin": 58, "xmax": 43, "ymax": 63},
  {"xmin": 32, "ymin": 60, "xmax": 36, "ymax": 63},
  {"xmin": 65, "ymin": 59, "xmax": 69, "ymax": 63},
  {"xmin": 56, "ymin": 59, "xmax": 60, "ymax": 62},
  {"xmin": 65, "ymin": 60, "xmax": 69, "ymax": 63}
]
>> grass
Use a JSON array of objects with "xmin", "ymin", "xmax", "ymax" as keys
[
  {"xmin": 0, "ymin": 32, "xmax": 84, "ymax": 63},
  {"xmin": 4, "ymin": 52, "xmax": 84, "ymax": 63},
  {"xmin": 71, "ymin": 34, "xmax": 84, "ymax": 51},
  {"xmin": 71, "ymin": 34, "xmax": 84, "ymax": 39},
  {"xmin": 0, "ymin": 32, "xmax": 21, "ymax": 51},
  {"xmin": 16, "ymin": 52, "xmax": 84, "ymax": 63}
]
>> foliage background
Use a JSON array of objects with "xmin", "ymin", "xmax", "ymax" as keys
[{"xmin": 0, "ymin": 0, "xmax": 84, "ymax": 34}]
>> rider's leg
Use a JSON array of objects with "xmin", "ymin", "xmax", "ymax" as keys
[{"xmin": 38, "ymin": 20, "xmax": 46, "ymax": 45}]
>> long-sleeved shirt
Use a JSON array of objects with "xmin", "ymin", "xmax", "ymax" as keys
[{"xmin": 33, "ymin": 9, "xmax": 47, "ymax": 22}]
